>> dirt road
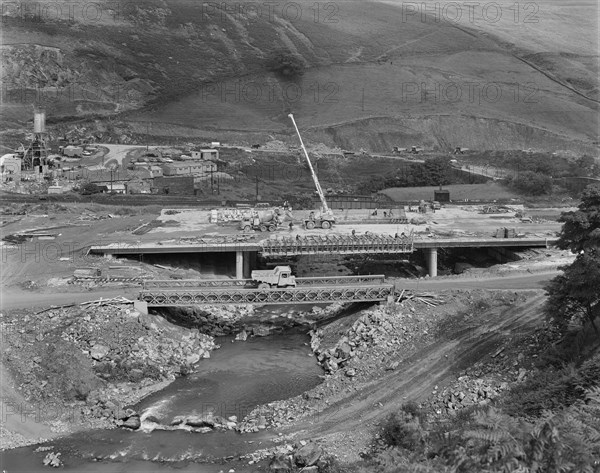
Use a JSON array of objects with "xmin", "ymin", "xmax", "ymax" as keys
[
  {"xmin": 394, "ymin": 270, "xmax": 558, "ymax": 291},
  {"xmin": 291, "ymin": 291, "xmax": 548, "ymax": 461},
  {"xmin": 0, "ymin": 288, "xmax": 139, "ymax": 310}
]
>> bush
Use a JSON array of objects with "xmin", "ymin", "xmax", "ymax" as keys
[
  {"xmin": 94, "ymin": 360, "xmax": 163, "ymax": 382},
  {"xmin": 80, "ymin": 182, "xmax": 102, "ymax": 195},
  {"xmin": 507, "ymin": 171, "xmax": 553, "ymax": 195},
  {"xmin": 266, "ymin": 50, "xmax": 305, "ymax": 80},
  {"xmin": 380, "ymin": 404, "xmax": 427, "ymax": 451},
  {"xmin": 501, "ymin": 358, "xmax": 600, "ymax": 417}
]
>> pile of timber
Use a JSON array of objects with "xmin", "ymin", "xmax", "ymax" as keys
[{"xmin": 396, "ymin": 289, "xmax": 444, "ymax": 307}]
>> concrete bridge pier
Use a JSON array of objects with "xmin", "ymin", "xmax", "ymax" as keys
[
  {"xmin": 236, "ymin": 251, "xmax": 257, "ymax": 279},
  {"xmin": 236, "ymin": 251, "xmax": 244, "ymax": 279},
  {"xmin": 424, "ymin": 248, "xmax": 438, "ymax": 277}
]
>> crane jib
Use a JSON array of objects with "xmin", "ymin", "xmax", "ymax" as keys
[{"xmin": 288, "ymin": 113, "xmax": 330, "ymax": 214}]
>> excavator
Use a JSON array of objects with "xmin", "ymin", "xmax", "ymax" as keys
[{"xmin": 288, "ymin": 113, "xmax": 336, "ymax": 230}]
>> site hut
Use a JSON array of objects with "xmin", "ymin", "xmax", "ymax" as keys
[
  {"xmin": 191, "ymin": 149, "xmax": 219, "ymax": 161},
  {"xmin": 434, "ymin": 189, "xmax": 450, "ymax": 203},
  {"xmin": 162, "ymin": 161, "xmax": 217, "ymax": 176}
]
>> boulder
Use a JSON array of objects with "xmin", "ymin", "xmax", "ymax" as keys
[
  {"xmin": 252, "ymin": 325, "xmax": 272, "ymax": 337},
  {"xmin": 338, "ymin": 341, "xmax": 352, "ymax": 357},
  {"xmin": 300, "ymin": 467, "xmax": 318, "ymax": 473},
  {"xmin": 185, "ymin": 414, "xmax": 215, "ymax": 428},
  {"xmin": 143, "ymin": 414, "xmax": 161, "ymax": 424},
  {"xmin": 170, "ymin": 416, "xmax": 185, "ymax": 426},
  {"xmin": 235, "ymin": 330, "xmax": 248, "ymax": 341},
  {"xmin": 186, "ymin": 353, "xmax": 201, "ymax": 365},
  {"xmin": 117, "ymin": 408, "xmax": 136, "ymax": 420},
  {"xmin": 122, "ymin": 415, "xmax": 141, "ymax": 430},
  {"xmin": 345, "ymin": 368, "xmax": 356, "ymax": 377},
  {"xmin": 294, "ymin": 442, "xmax": 322, "ymax": 467},
  {"xmin": 269, "ymin": 454, "xmax": 293, "ymax": 470},
  {"xmin": 90, "ymin": 344, "xmax": 110, "ymax": 361}
]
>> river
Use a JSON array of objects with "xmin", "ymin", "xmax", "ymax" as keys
[{"xmin": 1, "ymin": 317, "xmax": 324, "ymax": 472}]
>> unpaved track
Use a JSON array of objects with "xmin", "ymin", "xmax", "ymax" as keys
[
  {"xmin": 395, "ymin": 271, "xmax": 558, "ymax": 291},
  {"xmin": 291, "ymin": 292, "xmax": 546, "ymax": 440},
  {"xmin": 0, "ymin": 288, "xmax": 139, "ymax": 310}
]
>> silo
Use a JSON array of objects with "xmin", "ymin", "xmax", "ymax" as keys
[{"xmin": 33, "ymin": 111, "xmax": 46, "ymax": 133}]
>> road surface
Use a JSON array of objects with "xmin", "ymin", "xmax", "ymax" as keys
[
  {"xmin": 0, "ymin": 271, "xmax": 558, "ymax": 311},
  {"xmin": 394, "ymin": 270, "xmax": 557, "ymax": 291}
]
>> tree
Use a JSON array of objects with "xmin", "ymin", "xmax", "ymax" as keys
[
  {"xmin": 266, "ymin": 50, "xmax": 305, "ymax": 80},
  {"xmin": 509, "ymin": 171, "xmax": 553, "ymax": 195},
  {"xmin": 80, "ymin": 182, "xmax": 102, "ymax": 195},
  {"xmin": 421, "ymin": 156, "xmax": 453, "ymax": 187},
  {"xmin": 546, "ymin": 185, "xmax": 600, "ymax": 335}
]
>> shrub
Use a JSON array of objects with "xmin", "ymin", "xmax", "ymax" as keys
[
  {"xmin": 380, "ymin": 404, "xmax": 427, "ymax": 451},
  {"xmin": 95, "ymin": 360, "xmax": 163, "ymax": 382},
  {"xmin": 266, "ymin": 50, "xmax": 305, "ymax": 80}
]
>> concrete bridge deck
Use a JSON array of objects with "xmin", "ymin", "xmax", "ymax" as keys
[{"xmin": 90, "ymin": 236, "xmax": 558, "ymax": 279}]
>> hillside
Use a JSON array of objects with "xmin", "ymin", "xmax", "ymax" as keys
[{"xmin": 1, "ymin": 0, "xmax": 598, "ymax": 152}]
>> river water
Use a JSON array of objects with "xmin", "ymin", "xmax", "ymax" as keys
[{"xmin": 1, "ymin": 315, "xmax": 324, "ymax": 472}]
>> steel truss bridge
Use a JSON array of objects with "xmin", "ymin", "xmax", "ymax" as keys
[
  {"xmin": 260, "ymin": 234, "xmax": 413, "ymax": 257},
  {"xmin": 142, "ymin": 274, "xmax": 385, "ymax": 289},
  {"xmin": 139, "ymin": 275, "xmax": 393, "ymax": 306}
]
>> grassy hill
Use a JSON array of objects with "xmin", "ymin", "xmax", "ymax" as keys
[{"xmin": 1, "ymin": 0, "xmax": 597, "ymax": 152}]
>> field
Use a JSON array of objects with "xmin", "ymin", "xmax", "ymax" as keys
[{"xmin": 381, "ymin": 183, "xmax": 521, "ymax": 202}]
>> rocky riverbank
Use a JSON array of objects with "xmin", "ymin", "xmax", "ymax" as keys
[
  {"xmin": 1, "ymin": 299, "xmax": 350, "ymax": 450},
  {"xmin": 236, "ymin": 289, "xmax": 549, "ymax": 466},
  {"xmin": 0, "ymin": 299, "xmax": 218, "ymax": 450}
]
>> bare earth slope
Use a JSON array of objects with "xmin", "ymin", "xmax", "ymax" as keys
[{"xmin": 1, "ymin": 0, "xmax": 597, "ymax": 151}]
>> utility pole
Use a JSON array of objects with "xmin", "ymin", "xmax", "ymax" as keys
[
  {"xmin": 210, "ymin": 167, "xmax": 214, "ymax": 194},
  {"xmin": 146, "ymin": 122, "xmax": 149, "ymax": 152},
  {"xmin": 255, "ymin": 175, "xmax": 259, "ymax": 203}
]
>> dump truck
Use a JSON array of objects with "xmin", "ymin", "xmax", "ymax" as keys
[{"xmin": 251, "ymin": 266, "xmax": 296, "ymax": 289}]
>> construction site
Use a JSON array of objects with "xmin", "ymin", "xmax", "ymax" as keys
[{"xmin": 1, "ymin": 1, "xmax": 599, "ymax": 469}]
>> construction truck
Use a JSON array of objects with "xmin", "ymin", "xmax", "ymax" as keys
[
  {"xmin": 288, "ymin": 113, "xmax": 336, "ymax": 230},
  {"xmin": 239, "ymin": 208, "xmax": 284, "ymax": 232},
  {"xmin": 251, "ymin": 266, "xmax": 296, "ymax": 289}
]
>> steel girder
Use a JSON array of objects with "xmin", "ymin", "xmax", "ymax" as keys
[
  {"xmin": 260, "ymin": 235, "xmax": 413, "ymax": 257},
  {"xmin": 142, "ymin": 275, "xmax": 386, "ymax": 289},
  {"xmin": 139, "ymin": 284, "xmax": 394, "ymax": 306},
  {"xmin": 143, "ymin": 279, "xmax": 250, "ymax": 289}
]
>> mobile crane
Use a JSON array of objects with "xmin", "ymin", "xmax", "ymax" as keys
[{"xmin": 288, "ymin": 113, "xmax": 336, "ymax": 230}]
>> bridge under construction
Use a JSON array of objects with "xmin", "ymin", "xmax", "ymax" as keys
[{"xmin": 91, "ymin": 234, "xmax": 556, "ymax": 279}]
